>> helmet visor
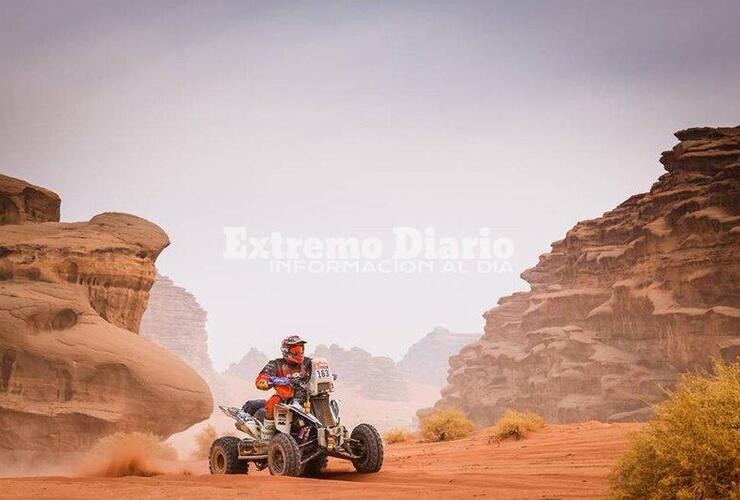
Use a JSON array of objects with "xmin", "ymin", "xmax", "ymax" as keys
[{"xmin": 288, "ymin": 345, "xmax": 304, "ymax": 355}]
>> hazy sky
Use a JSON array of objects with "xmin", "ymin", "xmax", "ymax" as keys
[{"xmin": 2, "ymin": 1, "xmax": 739, "ymax": 369}]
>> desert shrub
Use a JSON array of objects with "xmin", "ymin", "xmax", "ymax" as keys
[
  {"xmin": 191, "ymin": 424, "xmax": 234, "ymax": 459},
  {"xmin": 420, "ymin": 408, "xmax": 474, "ymax": 442},
  {"xmin": 493, "ymin": 409, "xmax": 546, "ymax": 441},
  {"xmin": 383, "ymin": 428, "xmax": 412, "ymax": 444},
  {"xmin": 611, "ymin": 361, "xmax": 740, "ymax": 499}
]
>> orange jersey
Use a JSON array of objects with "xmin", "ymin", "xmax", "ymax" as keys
[{"xmin": 255, "ymin": 357, "xmax": 312, "ymax": 418}]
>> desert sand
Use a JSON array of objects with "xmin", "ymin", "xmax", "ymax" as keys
[{"xmin": 0, "ymin": 421, "xmax": 640, "ymax": 499}]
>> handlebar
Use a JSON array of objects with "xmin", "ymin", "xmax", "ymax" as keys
[
  {"xmin": 268, "ymin": 372, "xmax": 337, "ymax": 387},
  {"xmin": 268, "ymin": 376, "xmax": 290, "ymax": 386},
  {"xmin": 267, "ymin": 374, "xmax": 308, "ymax": 387}
]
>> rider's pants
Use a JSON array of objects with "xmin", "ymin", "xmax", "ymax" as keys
[
  {"xmin": 265, "ymin": 394, "xmax": 282, "ymax": 419},
  {"xmin": 264, "ymin": 385, "xmax": 293, "ymax": 419}
]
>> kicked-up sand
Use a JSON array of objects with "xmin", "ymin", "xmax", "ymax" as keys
[{"xmin": 0, "ymin": 421, "xmax": 640, "ymax": 499}]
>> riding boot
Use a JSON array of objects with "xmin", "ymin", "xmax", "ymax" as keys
[{"xmin": 262, "ymin": 418, "xmax": 275, "ymax": 439}]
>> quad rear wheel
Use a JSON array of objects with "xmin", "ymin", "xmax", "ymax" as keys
[
  {"xmin": 268, "ymin": 434, "xmax": 302, "ymax": 476},
  {"xmin": 350, "ymin": 423, "xmax": 383, "ymax": 473},
  {"xmin": 209, "ymin": 436, "xmax": 247, "ymax": 474}
]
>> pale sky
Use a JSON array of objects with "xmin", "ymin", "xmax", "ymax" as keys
[{"xmin": 2, "ymin": 1, "xmax": 739, "ymax": 369}]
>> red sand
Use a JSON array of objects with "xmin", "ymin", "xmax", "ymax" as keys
[{"xmin": 0, "ymin": 421, "xmax": 640, "ymax": 499}]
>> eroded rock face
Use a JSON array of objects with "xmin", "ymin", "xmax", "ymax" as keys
[
  {"xmin": 0, "ymin": 212, "xmax": 170, "ymax": 333},
  {"xmin": 0, "ymin": 175, "xmax": 212, "ymax": 457},
  {"xmin": 312, "ymin": 344, "xmax": 408, "ymax": 401},
  {"xmin": 0, "ymin": 174, "xmax": 60, "ymax": 225},
  {"xmin": 140, "ymin": 275, "xmax": 213, "ymax": 376},
  {"xmin": 398, "ymin": 327, "xmax": 479, "ymax": 386},
  {"xmin": 435, "ymin": 127, "xmax": 740, "ymax": 424}
]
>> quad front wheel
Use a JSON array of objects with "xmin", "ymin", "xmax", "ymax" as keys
[
  {"xmin": 268, "ymin": 434, "xmax": 302, "ymax": 476},
  {"xmin": 209, "ymin": 436, "xmax": 247, "ymax": 474},
  {"xmin": 350, "ymin": 423, "xmax": 384, "ymax": 473}
]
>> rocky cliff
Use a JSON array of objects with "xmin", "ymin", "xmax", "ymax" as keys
[
  {"xmin": 0, "ymin": 174, "xmax": 212, "ymax": 458},
  {"xmin": 0, "ymin": 174, "xmax": 60, "ymax": 225},
  {"xmin": 436, "ymin": 127, "xmax": 740, "ymax": 424},
  {"xmin": 398, "ymin": 327, "xmax": 479, "ymax": 386},
  {"xmin": 140, "ymin": 275, "xmax": 213, "ymax": 376},
  {"xmin": 312, "ymin": 344, "xmax": 409, "ymax": 401}
]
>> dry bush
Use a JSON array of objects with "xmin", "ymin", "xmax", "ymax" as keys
[
  {"xmin": 191, "ymin": 424, "xmax": 234, "ymax": 459},
  {"xmin": 612, "ymin": 361, "xmax": 740, "ymax": 499},
  {"xmin": 78, "ymin": 432, "xmax": 176, "ymax": 477},
  {"xmin": 420, "ymin": 408, "xmax": 474, "ymax": 442},
  {"xmin": 383, "ymin": 428, "xmax": 412, "ymax": 444},
  {"xmin": 493, "ymin": 409, "xmax": 546, "ymax": 441}
]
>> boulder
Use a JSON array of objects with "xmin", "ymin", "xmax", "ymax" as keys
[{"xmin": 0, "ymin": 175, "xmax": 212, "ymax": 458}]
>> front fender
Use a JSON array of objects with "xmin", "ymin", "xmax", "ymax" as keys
[{"xmin": 274, "ymin": 402, "xmax": 324, "ymax": 433}]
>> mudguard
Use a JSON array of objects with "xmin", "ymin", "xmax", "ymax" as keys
[{"xmin": 274, "ymin": 401, "xmax": 323, "ymax": 435}]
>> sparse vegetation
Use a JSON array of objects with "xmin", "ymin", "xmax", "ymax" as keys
[
  {"xmin": 420, "ymin": 408, "xmax": 475, "ymax": 442},
  {"xmin": 383, "ymin": 428, "xmax": 412, "ymax": 444},
  {"xmin": 611, "ymin": 361, "xmax": 740, "ymax": 500},
  {"xmin": 191, "ymin": 424, "xmax": 234, "ymax": 459},
  {"xmin": 492, "ymin": 410, "xmax": 546, "ymax": 441}
]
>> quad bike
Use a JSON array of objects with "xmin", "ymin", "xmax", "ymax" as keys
[{"xmin": 209, "ymin": 357, "xmax": 384, "ymax": 477}]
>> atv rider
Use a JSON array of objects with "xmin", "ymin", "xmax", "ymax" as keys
[{"xmin": 255, "ymin": 335, "xmax": 311, "ymax": 439}]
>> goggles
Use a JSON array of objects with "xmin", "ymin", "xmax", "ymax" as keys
[{"xmin": 288, "ymin": 345, "xmax": 304, "ymax": 355}]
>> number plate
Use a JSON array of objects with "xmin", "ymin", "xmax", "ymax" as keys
[{"xmin": 313, "ymin": 360, "xmax": 332, "ymax": 380}]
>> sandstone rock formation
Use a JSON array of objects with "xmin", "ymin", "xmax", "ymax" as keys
[
  {"xmin": 224, "ymin": 348, "xmax": 269, "ymax": 379},
  {"xmin": 436, "ymin": 126, "xmax": 740, "ymax": 425},
  {"xmin": 0, "ymin": 174, "xmax": 60, "ymax": 225},
  {"xmin": 312, "ymin": 344, "xmax": 408, "ymax": 401},
  {"xmin": 140, "ymin": 275, "xmax": 213, "ymax": 376},
  {"xmin": 0, "ymin": 175, "xmax": 212, "ymax": 458},
  {"xmin": 398, "ymin": 327, "xmax": 479, "ymax": 386},
  {"xmin": 0, "ymin": 212, "xmax": 170, "ymax": 334}
]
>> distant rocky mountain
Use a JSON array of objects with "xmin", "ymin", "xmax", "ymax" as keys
[
  {"xmin": 136, "ymin": 275, "xmax": 417, "ymax": 404},
  {"xmin": 135, "ymin": 275, "xmax": 478, "ymax": 406},
  {"xmin": 398, "ymin": 327, "xmax": 479, "ymax": 385},
  {"xmin": 221, "ymin": 331, "xmax": 469, "ymax": 400},
  {"xmin": 140, "ymin": 274, "xmax": 213, "ymax": 376},
  {"xmin": 434, "ymin": 126, "xmax": 740, "ymax": 425},
  {"xmin": 224, "ymin": 348, "xmax": 269, "ymax": 379},
  {"xmin": 311, "ymin": 344, "xmax": 409, "ymax": 401}
]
